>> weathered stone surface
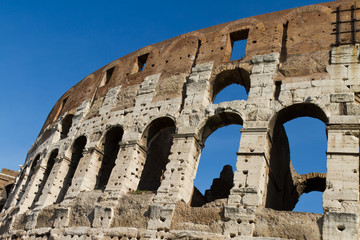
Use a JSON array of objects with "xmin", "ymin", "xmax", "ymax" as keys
[
  {"xmin": 2, "ymin": 1, "xmax": 360, "ymax": 239},
  {"xmin": 0, "ymin": 168, "xmax": 18, "ymax": 212},
  {"xmin": 254, "ymin": 208, "xmax": 322, "ymax": 240},
  {"xmin": 171, "ymin": 201, "xmax": 224, "ymax": 233}
]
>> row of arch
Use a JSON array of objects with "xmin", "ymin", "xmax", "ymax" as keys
[
  {"xmin": 10, "ymin": 116, "xmax": 176, "ymax": 211},
  {"xmin": 11, "ymin": 100, "xmax": 329, "ymax": 213},
  {"xmin": 8, "ymin": 67, "xmax": 252, "ymax": 212}
]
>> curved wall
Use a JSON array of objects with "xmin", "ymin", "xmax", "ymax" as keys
[{"xmin": 1, "ymin": 1, "xmax": 360, "ymax": 239}]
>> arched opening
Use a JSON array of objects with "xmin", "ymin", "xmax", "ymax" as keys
[
  {"xmin": 56, "ymin": 136, "xmax": 86, "ymax": 203},
  {"xmin": 16, "ymin": 154, "xmax": 40, "ymax": 204},
  {"xmin": 137, "ymin": 117, "xmax": 176, "ymax": 192},
  {"xmin": 266, "ymin": 104, "xmax": 328, "ymax": 212},
  {"xmin": 211, "ymin": 68, "xmax": 250, "ymax": 103},
  {"xmin": 213, "ymin": 84, "xmax": 248, "ymax": 103},
  {"xmin": 0, "ymin": 183, "xmax": 14, "ymax": 212},
  {"xmin": 95, "ymin": 126, "xmax": 124, "ymax": 190},
  {"xmin": 31, "ymin": 149, "xmax": 58, "ymax": 208},
  {"xmin": 191, "ymin": 112, "xmax": 243, "ymax": 207},
  {"xmin": 61, "ymin": 114, "xmax": 74, "ymax": 139}
]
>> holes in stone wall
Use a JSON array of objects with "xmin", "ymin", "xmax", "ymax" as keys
[
  {"xmin": 95, "ymin": 127, "xmax": 124, "ymax": 190},
  {"xmin": 56, "ymin": 136, "xmax": 87, "ymax": 203},
  {"xmin": 280, "ymin": 21, "xmax": 288, "ymax": 62},
  {"xmin": 266, "ymin": 104, "xmax": 328, "ymax": 213},
  {"xmin": 230, "ymin": 29, "xmax": 249, "ymax": 61},
  {"xmin": 337, "ymin": 225, "xmax": 346, "ymax": 231},
  {"xmin": 274, "ymin": 81, "xmax": 282, "ymax": 100},
  {"xmin": 137, "ymin": 117, "xmax": 175, "ymax": 192},
  {"xmin": 61, "ymin": 114, "xmax": 74, "ymax": 139},
  {"xmin": 100, "ymin": 67, "xmax": 115, "ymax": 87},
  {"xmin": 31, "ymin": 149, "xmax": 58, "ymax": 208}
]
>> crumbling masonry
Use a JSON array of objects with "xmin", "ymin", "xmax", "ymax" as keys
[{"xmin": 1, "ymin": 0, "xmax": 360, "ymax": 239}]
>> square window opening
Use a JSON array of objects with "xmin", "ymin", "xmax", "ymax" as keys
[
  {"xmin": 53, "ymin": 97, "xmax": 68, "ymax": 122},
  {"xmin": 100, "ymin": 67, "xmax": 115, "ymax": 87},
  {"xmin": 137, "ymin": 53, "xmax": 149, "ymax": 72},
  {"xmin": 230, "ymin": 29, "xmax": 249, "ymax": 61}
]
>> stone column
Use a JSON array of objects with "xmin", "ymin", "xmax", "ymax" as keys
[
  {"xmin": 228, "ymin": 127, "xmax": 269, "ymax": 208},
  {"xmin": 154, "ymin": 133, "xmax": 202, "ymax": 204},
  {"xmin": 105, "ymin": 141, "xmax": 147, "ymax": 199},
  {"xmin": 33, "ymin": 156, "xmax": 70, "ymax": 209},
  {"xmin": 17, "ymin": 164, "xmax": 46, "ymax": 214},
  {"xmin": 224, "ymin": 127, "xmax": 269, "ymax": 237},
  {"xmin": 247, "ymin": 53, "xmax": 279, "ymax": 109},
  {"xmin": 148, "ymin": 133, "xmax": 202, "ymax": 230},
  {"xmin": 3, "ymin": 169, "xmax": 28, "ymax": 211},
  {"xmin": 323, "ymin": 125, "xmax": 359, "ymax": 240},
  {"xmin": 65, "ymin": 148, "xmax": 99, "ymax": 199}
]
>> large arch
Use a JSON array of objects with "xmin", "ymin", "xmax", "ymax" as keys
[
  {"xmin": 56, "ymin": 135, "xmax": 87, "ymax": 203},
  {"xmin": 31, "ymin": 149, "xmax": 58, "ymax": 208},
  {"xmin": 266, "ymin": 103, "xmax": 328, "ymax": 211},
  {"xmin": 16, "ymin": 154, "xmax": 40, "ymax": 205},
  {"xmin": 269, "ymin": 103, "xmax": 329, "ymax": 135},
  {"xmin": 191, "ymin": 112, "xmax": 243, "ymax": 206},
  {"xmin": 199, "ymin": 111, "xmax": 243, "ymax": 145},
  {"xmin": 60, "ymin": 114, "xmax": 74, "ymax": 139},
  {"xmin": 137, "ymin": 117, "xmax": 176, "ymax": 192},
  {"xmin": 95, "ymin": 126, "xmax": 124, "ymax": 190},
  {"xmin": 210, "ymin": 68, "xmax": 250, "ymax": 103}
]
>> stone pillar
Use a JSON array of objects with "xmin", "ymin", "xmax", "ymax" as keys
[
  {"xmin": 3, "ymin": 169, "xmax": 28, "ymax": 211},
  {"xmin": 247, "ymin": 53, "xmax": 279, "ymax": 108},
  {"xmin": 105, "ymin": 141, "xmax": 147, "ymax": 199},
  {"xmin": 154, "ymin": 133, "xmax": 202, "ymax": 204},
  {"xmin": 323, "ymin": 125, "xmax": 360, "ymax": 240},
  {"xmin": 224, "ymin": 127, "xmax": 269, "ymax": 237},
  {"xmin": 34, "ymin": 156, "xmax": 70, "ymax": 209},
  {"xmin": 17, "ymin": 164, "xmax": 46, "ymax": 214},
  {"xmin": 182, "ymin": 62, "xmax": 213, "ymax": 109},
  {"xmin": 148, "ymin": 133, "xmax": 202, "ymax": 230},
  {"xmin": 228, "ymin": 128, "xmax": 269, "ymax": 208},
  {"xmin": 65, "ymin": 148, "xmax": 99, "ymax": 199}
]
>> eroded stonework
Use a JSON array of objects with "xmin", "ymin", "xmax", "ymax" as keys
[
  {"xmin": 0, "ymin": 169, "xmax": 18, "ymax": 212},
  {"xmin": 1, "ymin": 0, "xmax": 360, "ymax": 239}
]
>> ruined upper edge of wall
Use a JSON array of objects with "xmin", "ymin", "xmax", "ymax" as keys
[{"xmin": 37, "ymin": 0, "xmax": 340, "ymax": 137}]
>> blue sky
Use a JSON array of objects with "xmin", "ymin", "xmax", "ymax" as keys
[{"xmin": 0, "ymin": 0, "xmax": 331, "ymax": 213}]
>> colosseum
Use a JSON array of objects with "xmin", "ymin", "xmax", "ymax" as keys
[{"xmin": 1, "ymin": 0, "xmax": 360, "ymax": 239}]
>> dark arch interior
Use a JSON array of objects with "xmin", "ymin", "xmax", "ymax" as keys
[
  {"xmin": 61, "ymin": 114, "xmax": 74, "ymax": 139},
  {"xmin": 211, "ymin": 68, "xmax": 250, "ymax": 102},
  {"xmin": 302, "ymin": 176, "xmax": 326, "ymax": 193},
  {"xmin": 137, "ymin": 117, "xmax": 176, "ymax": 192},
  {"xmin": 56, "ymin": 136, "xmax": 86, "ymax": 203},
  {"xmin": 266, "ymin": 104, "xmax": 327, "ymax": 212},
  {"xmin": 31, "ymin": 149, "xmax": 58, "ymax": 208},
  {"xmin": 95, "ymin": 126, "xmax": 124, "ymax": 190},
  {"xmin": 0, "ymin": 183, "xmax": 14, "ymax": 212}
]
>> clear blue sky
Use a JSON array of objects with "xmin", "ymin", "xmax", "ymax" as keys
[{"xmin": 0, "ymin": 0, "xmax": 331, "ymax": 213}]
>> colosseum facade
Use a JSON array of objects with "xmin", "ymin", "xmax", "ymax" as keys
[{"xmin": 1, "ymin": 0, "xmax": 360, "ymax": 239}]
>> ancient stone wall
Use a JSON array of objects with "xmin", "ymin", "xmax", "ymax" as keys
[
  {"xmin": 0, "ymin": 168, "xmax": 18, "ymax": 212},
  {"xmin": 1, "ymin": 0, "xmax": 360, "ymax": 239}
]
